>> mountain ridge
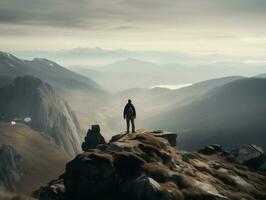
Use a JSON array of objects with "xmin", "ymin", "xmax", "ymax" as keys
[
  {"xmin": 0, "ymin": 75, "xmax": 83, "ymax": 157},
  {"xmin": 34, "ymin": 129, "xmax": 266, "ymax": 200},
  {"xmin": 146, "ymin": 77, "xmax": 266, "ymax": 150}
]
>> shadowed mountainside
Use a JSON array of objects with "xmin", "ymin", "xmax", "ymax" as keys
[
  {"xmin": 0, "ymin": 122, "xmax": 69, "ymax": 195},
  {"xmin": 146, "ymin": 78, "xmax": 266, "ymax": 150},
  {"xmin": 0, "ymin": 76, "xmax": 83, "ymax": 157},
  {"xmin": 107, "ymin": 76, "xmax": 243, "ymax": 132},
  {"xmin": 35, "ymin": 130, "xmax": 266, "ymax": 200}
]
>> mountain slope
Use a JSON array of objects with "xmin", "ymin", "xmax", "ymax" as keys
[
  {"xmin": 36, "ymin": 130, "xmax": 266, "ymax": 200},
  {"xmin": 0, "ymin": 122, "xmax": 69, "ymax": 195},
  {"xmin": 107, "ymin": 76, "xmax": 243, "ymax": 132},
  {"xmin": 0, "ymin": 51, "xmax": 111, "ymax": 133},
  {"xmin": 146, "ymin": 78, "xmax": 266, "ymax": 150},
  {"xmin": 0, "ymin": 76, "xmax": 12, "ymax": 88},
  {"xmin": 0, "ymin": 76, "xmax": 83, "ymax": 157},
  {"xmin": 0, "ymin": 51, "xmax": 106, "ymax": 93}
]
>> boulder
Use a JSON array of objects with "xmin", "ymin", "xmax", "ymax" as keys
[
  {"xmin": 81, "ymin": 125, "xmax": 106, "ymax": 151},
  {"xmin": 198, "ymin": 144, "xmax": 224, "ymax": 155},
  {"xmin": 33, "ymin": 179, "xmax": 65, "ymax": 200},
  {"xmin": 120, "ymin": 175, "xmax": 161, "ymax": 200},
  {"xmin": 259, "ymin": 158, "xmax": 266, "ymax": 170},
  {"xmin": 231, "ymin": 144, "xmax": 264, "ymax": 169},
  {"xmin": 110, "ymin": 130, "xmax": 177, "ymax": 147},
  {"xmin": 198, "ymin": 145, "xmax": 216, "ymax": 155},
  {"xmin": 150, "ymin": 130, "xmax": 177, "ymax": 147}
]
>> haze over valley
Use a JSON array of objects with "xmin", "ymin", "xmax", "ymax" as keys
[{"xmin": 1, "ymin": 0, "xmax": 266, "ymax": 199}]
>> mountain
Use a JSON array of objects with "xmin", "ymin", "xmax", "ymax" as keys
[
  {"xmin": 107, "ymin": 76, "xmax": 243, "ymax": 132},
  {"xmin": 0, "ymin": 51, "xmax": 103, "ymax": 92},
  {"xmin": 0, "ymin": 76, "xmax": 12, "ymax": 88},
  {"xmin": 146, "ymin": 78, "xmax": 266, "ymax": 150},
  {"xmin": 255, "ymin": 73, "xmax": 266, "ymax": 78},
  {"xmin": 0, "ymin": 75, "xmax": 83, "ymax": 157},
  {"xmin": 69, "ymin": 57, "xmax": 261, "ymax": 92},
  {"xmin": 0, "ymin": 122, "xmax": 69, "ymax": 194},
  {"xmin": 35, "ymin": 130, "xmax": 266, "ymax": 200},
  {"xmin": 0, "ymin": 51, "xmax": 112, "ymax": 134}
]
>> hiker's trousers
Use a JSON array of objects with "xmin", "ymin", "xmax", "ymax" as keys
[{"xmin": 126, "ymin": 117, "xmax": 135, "ymax": 133}]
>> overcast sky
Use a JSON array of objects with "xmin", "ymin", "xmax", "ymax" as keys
[{"xmin": 1, "ymin": 0, "xmax": 266, "ymax": 56}]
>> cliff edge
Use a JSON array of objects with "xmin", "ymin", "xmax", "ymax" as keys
[{"xmin": 35, "ymin": 129, "xmax": 266, "ymax": 200}]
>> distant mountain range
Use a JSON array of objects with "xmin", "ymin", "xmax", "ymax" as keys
[
  {"xmin": 1, "ymin": 50, "xmax": 266, "ymax": 197},
  {"xmin": 69, "ymin": 58, "xmax": 266, "ymax": 92},
  {"xmin": 0, "ymin": 51, "xmax": 111, "ymax": 135},
  {"xmin": 0, "ymin": 51, "xmax": 103, "ymax": 92},
  {"xmin": 108, "ymin": 76, "xmax": 244, "ymax": 131}
]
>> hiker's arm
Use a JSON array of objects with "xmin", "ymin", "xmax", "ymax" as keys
[{"xmin": 133, "ymin": 105, "xmax": 136, "ymax": 118}]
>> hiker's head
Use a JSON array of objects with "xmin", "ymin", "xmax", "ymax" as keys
[{"xmin": 128, "ymin": 99, "xmax": 132, "ymax": 104}]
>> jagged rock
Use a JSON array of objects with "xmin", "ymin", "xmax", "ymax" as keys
[
  {"xmin": 0, "ymin": 144, "xmax": 24, "ymax": 192},
  {"xmin": 110, "ymin": 130, "xmax": 177, "ymax": 147},
  {"xmin": 231, "ymin": 144, "xmax": 265, "ymax": 169},
  {"xmin": 198, "ymin": 145, "xmax": 216, "ymax": 155},
  {"xmin": 259, "ymin": 157, "xmax": 266, "ymax": 170},
  {"xmin": 198, "ymin": 144, "xmax": 224, "ymax": 155},
  {"xmin": 0, "ymin": 76, "xmax": 84, "ymax": 157},
  {"xmin": 210, "ymin": 144, "xmax": 223, "ymax": 152},
  {"xmin": 150, "ymin": 130, "xmax": 177, "ymax": 147},
  {"xmin": 120, "ymin": 175, "xmax": 161, "ymax": 200},
  {"xmin": 33, "ymin": 179, "xmax": 65, "ymax": 200},
  {"xmin": 81, "ymin": 125, "xmax": 106, "ymax": 151},
  {"xmin": 37, "ymin": 131, "xmax": 266, "ymax": 200}
]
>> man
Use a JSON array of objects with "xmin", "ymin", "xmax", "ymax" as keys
[{"xmin": 123, "ymin": 99, "xmax": 136, "ymax": 133}]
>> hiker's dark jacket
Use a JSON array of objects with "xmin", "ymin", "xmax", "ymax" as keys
[{"xmin": 123, "ymin": 103, "xmax": 136, "ymax": 119}]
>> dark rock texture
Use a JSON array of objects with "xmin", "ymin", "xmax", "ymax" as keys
[
  {"xmin": 0, "ymin": 144, "xmax": 24, "ymax": 192},
  {"xmin": 35, "ymin": 130, "xmax": 266, "ymax": 200},
  {"xmin": 231, "ymin": 144, "xmax": 265, "ymax": 169},
  {"xmin": 81, "ymin": 125, "xmax": 106, "ymax": 151}
]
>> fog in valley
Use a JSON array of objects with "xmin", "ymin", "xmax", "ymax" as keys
[
  {"xmin": 1, "ymin": 0, "xmax": 266, "ymax": 198},
  {"xmin": 3, "ymin": 49, "xmax": 266, "ymax": 150}
]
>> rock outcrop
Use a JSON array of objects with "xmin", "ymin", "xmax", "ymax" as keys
[
  {"xmin": 81, "ymin": 125, "xmax": 106, "ymax": 151},
  {"xmin": 110, "ymin": 130, "xmax": 177, "ymax": 147},
  {"xmin": 0, "ymin": 144, "xmax": 24, "ymax": 192},
  {"xmin": 0, "ymin": 76, "xmax": 83, "ymax": 157},
  {"xmin": 199, "ymin": 144, "xmax": 266, "ymax": 170},
  {"xmin": 231, "ymin": 144, "xmax": 265, "ymax": 169},
  {"xmin": 35, "ymin": 129, "xmax": 266, "ymax": 200}
]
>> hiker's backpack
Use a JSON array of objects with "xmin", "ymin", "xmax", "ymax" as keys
[{"xmin": 126, "ymin": 106, "xmax": 134, "ymax": 118}]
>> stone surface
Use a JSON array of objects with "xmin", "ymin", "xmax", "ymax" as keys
[
  {"xmin": 35, "ymin": 131, "xmax": 266, "ymax": 200},
  {"xmin": 81, "ymin": 125, "xmax": 106, "ymax": 151},
  {"xmin": 110, "ymin": 129, "xmax": 177, "ymax": 147},
  {"xmin": 231, "ymin": 144, "xmax": 265, "ymax": 169}
]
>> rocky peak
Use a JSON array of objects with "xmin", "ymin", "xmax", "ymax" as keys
[
  {"xmin": 34, "ymin": 128, "xmax": 266, "ymax": 200},
  {"xmin": 0, "ymin": 76, "xmax": 83, "ymax": 157},
  {"xmin": 14, "ymin": 75, "xmax": 43, "ymax": 88}
]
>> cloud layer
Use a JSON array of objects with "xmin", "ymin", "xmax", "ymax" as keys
[{"xmin": 1, "ymin": 0, "xmax": 266, "ymax": 54}]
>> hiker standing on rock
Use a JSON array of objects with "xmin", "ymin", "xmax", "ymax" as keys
[{"xmin": 123, "ymin": 99, "xmax": 136, "ymax": 133}]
